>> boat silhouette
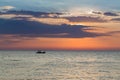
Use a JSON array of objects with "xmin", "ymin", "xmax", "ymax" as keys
[{"xmin": 36, "ymin": 50, "xmax": 46, "ymax": 54}]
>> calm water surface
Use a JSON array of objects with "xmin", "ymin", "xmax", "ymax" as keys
[{"xmin": 0, "ymin": 51, "xmax": 120, "ymax": 80}]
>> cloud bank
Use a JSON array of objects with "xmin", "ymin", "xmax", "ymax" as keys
[
  {"xmin": 0, "ymin": 10, "xmax": 118, "ymax": 39},
  {"xmin": 0, "ymin": 18, "xmax": 104, "ymax": 38},
  {"xmin": 66, "ymin": 16, "xmax": 107, "ymax": 22},
  {"xmin": 111, "ymin": 18, "xmax": 120, "ymax": 21},
  {"xmin": 104, "ymin": 12, "xmax": 119, "ymax": 16},
  {"xmin": 0, "ymin": 10, "xmax": 108, "ymax": 24}
]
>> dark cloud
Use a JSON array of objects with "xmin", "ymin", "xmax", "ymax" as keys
[
  {"xmin": 0, "ymin": 10, "xmax": 108, "ymax": 23},
  {"xmin": 104, "ymin": 12, "xmax": 119, "ymax": 16},
  {"xmin": 111, "ymin": 18, "xmax": 120, "ymax": 21},
  {"xmin": 0, "ymin": 18, "xmax": 104, "ymax": 38},
  {"xmin": 107, "ymin": 31, "xmax": 120, "ymax": 34},
  {"xmin": 66, "ymin": 16, "xmax": 107, "ymax": 22},
  {"xmin": 0, "ymin": 10, "xmax": 62, "ymax": 18},
  {"xmin": 92, "ymin": 11, "xmax": 102, "ymax": 14}
]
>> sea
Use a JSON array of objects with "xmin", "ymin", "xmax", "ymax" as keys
[{"xmin": 0, "ymin": 50, "xmax": 120, "ymax": 80}]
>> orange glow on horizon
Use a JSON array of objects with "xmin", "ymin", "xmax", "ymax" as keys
[{"xmin": 1, "ymin": 37, "xmax": 120, "ymax": 50}]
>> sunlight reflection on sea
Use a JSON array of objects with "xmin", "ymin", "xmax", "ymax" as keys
[{"xmin": 0, "ymin": 50, "xmax": 120, "ymax": 80}]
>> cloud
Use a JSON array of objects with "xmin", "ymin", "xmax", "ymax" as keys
[
  {"xmin": 66, "ymin": 16, "xmax": 107, "ymax": 22},
  {"xmin": 0, "ymin": 18, "xmax": 104, "ymax": 38},
  {"xmin": 0, "ymin": 14, "xmax": 33, "ymax": 20},
  {"xmin": 104, "ymin": 12, "xmax": 119, "ymax": 16},
  {"xmin": 0, "ymin": 10, "xmax": 108, "ymax": 25},
  {"xmin": 92, "ymin": 11, "xmax": 102, "ymax": 14},
  {"xmin": 111, "ymin": 18, "xmax": 120, "ymax": 21},
  {"xmin": 0, "ymin": 34, "xmax": 31, "ymax": 45},
  {"xmin": 29, "ymin": 18, "xmax": 69, "ymax": 25},
  {"xmin": 1, "ymin": 10, "xmax": 62, "ymax": 17},
  {"xmin": 0, "ymin": 14, "xmax": 17, "ymax": 19},
  {"xmin": 104, "ymin": 31, "xmax": 120, "ymax": 37},
  {"xmin": 0, "ymin": 10, "xmax": 110, "ymax": 40},
  {"xmin": 108, "ymin": 31, "xmax": 120, "ymax": 34},
  {"xmin": 92, "ymin": 11, "xmax": 120, "ymax": 17},
  {"xmin": 0, "ymin": 6, "xmax": 15, "ymax": 12},
  {"xmin": 0, "ymin": 14, "xmax": 69, "ymax": 25},
  {"xmin": 0, "ymin": 10, "xmax": 68, "ymax": 25}
]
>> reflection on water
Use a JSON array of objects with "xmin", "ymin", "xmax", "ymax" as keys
[{"xmin": 0, "ymin": 51, "xmax": 120, "ymax": 80}]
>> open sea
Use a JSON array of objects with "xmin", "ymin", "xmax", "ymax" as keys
[{"xmin": 0, "ymin": 50, "xmax": 120, "ymax": 80}]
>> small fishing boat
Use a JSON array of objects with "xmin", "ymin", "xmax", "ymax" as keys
[{"xmin": 36, "ymin": 50, "xmax": 46, "ymax": 54}]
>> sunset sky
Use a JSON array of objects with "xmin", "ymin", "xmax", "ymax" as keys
[{"xmin": 0, "ymin": 0, "xmax": 120, "ymax": 50}]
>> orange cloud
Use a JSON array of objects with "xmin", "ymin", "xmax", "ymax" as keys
[{"xmin": 29, "ymin": 18, "xmax": 69, "ymax": 25}]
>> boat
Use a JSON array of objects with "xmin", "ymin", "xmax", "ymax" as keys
[{"xmin": 36, "ymin": 50, "xmax": 46, "ymax": 54}]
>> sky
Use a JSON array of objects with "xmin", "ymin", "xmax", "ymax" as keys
[{"xmin": 0, "ymin": 0, "xmax": 120, "ymax": 50}]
